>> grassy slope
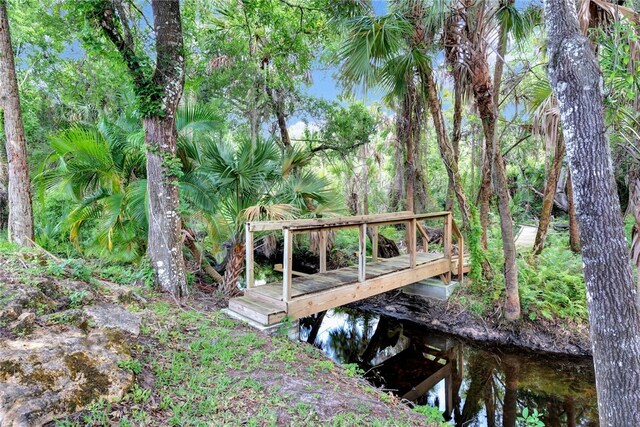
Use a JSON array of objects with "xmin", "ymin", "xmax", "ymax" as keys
[{"xmin": 0, "ymin": 242, "xmax": 435, "ymax": 427}]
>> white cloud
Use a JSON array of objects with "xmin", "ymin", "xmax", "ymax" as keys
[{"xmin": 288, "ymin": 121, "xmax": 320, "ymax": 139}]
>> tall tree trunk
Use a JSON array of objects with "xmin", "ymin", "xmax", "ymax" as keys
[
  {"xmin": 0, "ymin": 0, "xmax": 33, "ymax": 246},
  {"xmin": 532, "ymin": 131, "xmax": 566, "ymax": 255},
  {"xmin": 445, "ymin": 85, "xmax": 463, "ymax": 211},
  {"xmin": 546, "ymin": 3, "xmax": 640, "ymax": 425},
  {"xmin": 402, "ymin": 82, "xmax": 416, "ymax": 212},
  {"xmin": 90, "ymin": 0, "xmax": 188, "ymax": 296},
  {"xmin": 467, "ymin": 23, "xmax": 520, "ymax": 321},
  {"xmin": 422, "ymin": 68, "xmax": 471, "ymax": 230},
  {"xmin": 478, "ymin": 140, "xmax": 493, "ymax": 249},
  {"xmin": 390, "ymin": 132, "xmax": 405, "ymax": 212},
  {"xmin": 145, "ymin": 0, "xmax": 187, "ymax": 296},
  {"xmin": 567, "ymin": 169, "xmax": 581, "ymax": 253},
  {"xmin": 145, "ymin": 115, "xmax": 188, "ymax": 296},
  {"xmin": 361, "ymin": 144, "xmax": 369, "ymax": 215}
]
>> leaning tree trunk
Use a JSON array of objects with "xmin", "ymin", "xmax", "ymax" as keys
[
  {"xmin": 422, "ymin": 68, "xmax": 471, "ymax": 231},
  {"xmin": 0, "ymin": 0, "xmax": 33, "ymax": 246},
  {"xmin": 630, "ymin": 168, "xmax": 640, "ymax": 286},
  {"xmin": 532, "ymin": 131, "xmax": 566, "ymax": 255},
  {"xmin": 546, "ymin": 2, "xmax": 640, "ymax": 425}
]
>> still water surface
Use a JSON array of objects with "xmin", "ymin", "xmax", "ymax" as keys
[{"xmin": 300, "ymin": 309, "xmax": 598, "ymax": 426}]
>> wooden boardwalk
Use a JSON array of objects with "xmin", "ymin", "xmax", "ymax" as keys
[
  {"xmin": 515, "ymin": 224, "xmax": 538, "ymax": 249},
  {"xmin": 228, "ymin": 211, "xmax": 469, "ymax": 326}
]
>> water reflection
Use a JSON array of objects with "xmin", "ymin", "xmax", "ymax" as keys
[{"xmin": 300, "ymin": 309, "xmax": 599, "ymax": 426}]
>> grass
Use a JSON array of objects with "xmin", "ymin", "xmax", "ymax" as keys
[
  {"xmin": 0, "ymin": 239, "xmax": 434, "ymax": 426},
  {"xmin": 47, "ymin": 292, "xmax": 431, "ymax": 426}
]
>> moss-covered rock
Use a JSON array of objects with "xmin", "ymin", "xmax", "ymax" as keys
[{"xmin": 0, "ymin": 330, "xmax": 134, "ymax": 426}]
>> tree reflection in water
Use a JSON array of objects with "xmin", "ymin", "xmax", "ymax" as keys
[{"xmin": 300, "ymin": 309, "xmax": 599, "ymax": 427}]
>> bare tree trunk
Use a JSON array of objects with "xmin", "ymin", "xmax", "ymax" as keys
[
  {"xmin": 390, "ymin": 133, "xmax": 405, "ymax": 211},
  {"xmin": 546, "ymin": 3, "xmax": 640, "ymax": 425},
  {"xmin": 468, "ymin": 28, "xmax": 520, "ymax": 320},
  {"xmin": 422, "ymin": 68, "xmax": 471, "ymax": 230},
  {"xmin": 0, "ymin": 0, "xmax": 33, "ymax": 246},
  {"xmin": 478, "ymin": 139, "xmax": 493, "ymax": 249},
  {"xmin": 361, "ymin": 144, "xmax": 369, "ymax": 215},
  {"xmin": 567, "ymin": 169, "xmax": 581, "ymax": 253},
  {"xmin": 402, "ymin": 82, "xmax": 416, "ymax": 212},
  {"xmin": 445, "ymin": 85, "xmax": 463, "ymax": 211},
  {"xmin": 145, "ymin": 115, "xmax": 188, "ymax": 296},
  {"xmin": 533, "ymin": 131, "xmax": 566, "ymax": 255}
]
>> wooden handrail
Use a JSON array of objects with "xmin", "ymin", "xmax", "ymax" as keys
[
  {"xmin": 244, "ymin": 211, "xmax": 467, "ymax": 301},
  {"xmin": 247, "ymin": 211, "xmax": 452, "ymax": 232}
]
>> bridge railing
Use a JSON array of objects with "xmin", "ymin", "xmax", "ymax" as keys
[{"xmin": 245, "ymin": 211, "xmax": 463, "ymax": 303}]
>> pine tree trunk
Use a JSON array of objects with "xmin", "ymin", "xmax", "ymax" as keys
[
  {"xmin": 546, "ymin": 3, "xmax": 640, "ymax": 424},
  {"xmin": 422, "ymin": 68, "xmax": 471, "ymax": 231},
  {"xmin": 567, "ymin": 168, "xmax": 581, "ymax": 253},
  {"xmin": 533, "ymin": 131, "xmax": 566, "ymax": 255},
  {"xmin": 0, "ymin": 0, "xmax": 33, "ymax": 246}
]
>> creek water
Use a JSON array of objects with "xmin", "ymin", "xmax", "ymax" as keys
[{"xmin": 299, "ymin": 308, "xmax": 598, "ymax": 426}]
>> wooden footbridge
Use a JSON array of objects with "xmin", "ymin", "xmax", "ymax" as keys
[{"xmin": 228, "ymin": 211, "xmax": 469, "ymax": 327}]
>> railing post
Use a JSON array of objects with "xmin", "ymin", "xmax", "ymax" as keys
[
  {"xmin": 371, "ymin": 226, "xmax": 378, "ymax": 262},
  {"xmin": 444, "ymin": 213, "xmax": 453, "ymax": 283},
  {"xmin": 408, "ymin": 218, "xmax": 417, "ymax": 269},
  {"xmin": 245, "ymin": 223, "xmax": 254, "ymax": 289},
  {"xmin": 319, "ymin": 230, "xmax": 327, "ymax": 273},
  {"xmin": 358, "ymin": 223, "xmax": 367, "ymax": 282},
  {"xmin": 283, "ymin": 228, "xmax": 293, "ymax": 302}
]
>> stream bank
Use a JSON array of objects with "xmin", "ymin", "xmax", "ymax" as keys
[
  {"xmin": 301, "ymin": 308, "xmax": 598, "ymax": 426},
  {"xmin": 350, "ymin": 291, "xmax": 592, "ymax": 357}
]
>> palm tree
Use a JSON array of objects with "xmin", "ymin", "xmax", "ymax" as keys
[
  {"xmin": 36, "ymin": 102, "xmax": 221, "ymax": 265},
  {"xmin": 200, "ymin": 137, "xmax": 335, "ymax": 295},
  {"xmin": 337, "ymin": 1, "xmax": 472, "ymax": 230}
]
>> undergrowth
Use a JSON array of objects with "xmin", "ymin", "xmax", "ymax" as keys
[{"xmin": 457, "ymin": 230, "xmax": 588, "ymax": 323}]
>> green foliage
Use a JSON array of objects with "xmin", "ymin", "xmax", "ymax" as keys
[
  {"xmin": 68, "ymin": 291, "xmax": 89, "ymax": 308},
  {"xmin": 343, "ymin": 363, "xmax": 364, "ymax": 378},
  {"xmin": 413, "ymin": 405, "xmax": 447, "ymax": 426},
  {"xmin": 118, "ymin": 358, "xmax": 143, "ymax": 375},
  {"xmin": 517, "ymin": 407, "xmax": 544, "ymax": 427},
  {"xmin": 467, "ymin": 206, "xmax": 485, "ymax": 288},
  {"xmin": 518, "ymin": 238, "xmax": 587, "ymax": 321}
]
